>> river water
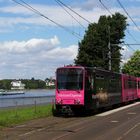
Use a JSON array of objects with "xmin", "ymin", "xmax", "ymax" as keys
[{"xmin": 0, "ymin": 89, "xmax": 55, "ymax": 108}]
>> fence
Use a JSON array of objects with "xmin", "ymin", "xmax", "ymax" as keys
[{"xmin": 0, "ymin": 95, "xmax": 55, "ymax": 108}]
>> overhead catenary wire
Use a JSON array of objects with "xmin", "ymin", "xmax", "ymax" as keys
[
  {"xmin": 98, "ymin": 0, "xmax": 138, "ymax": 50},
  {"xmin": 55, "ymin": 0, "xmax": 92, "ymax": 24},
  {"xmin": 126, "ymin": 29, "xmax": 139, "ymax": 44},
  {"xmin": 99, "ymin": 0, "xmax": 138, "ymax": 44},
  {"xmin": 99, "ymin": 0, "xmax": 112, "ymax": 15},
  {"xmin": 123, "ymin": 44, "xmax": 140, "ymax": 46},
  {"xmin": 11, "ymin": 0, "xmax": 82, "ymax": 40},
  {"xmin": 111, "ymin": 42, "xmax": 136, "ymax": 52},
  {"xmin": 117, "ymin": 0, "xmax": 140, "ymax": 32},
  {"xmin": 122, "ymin": 43, "xmax": 135, "ymax": 52},
  {"xmin": 54, "ymin": 0, "xmax": 87, "ymax": 30}
]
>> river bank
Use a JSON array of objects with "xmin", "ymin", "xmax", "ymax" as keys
[
  {"xmin": 0, "ymin": 89, "xmax": 55, "ymax": 128},
  {"xmin": 0, "ymin": 89, "xmax": 55, "ymax": 108},
  {"xmin": 0, "ymin": 104, "xmax": 53, "ymax": 129}
]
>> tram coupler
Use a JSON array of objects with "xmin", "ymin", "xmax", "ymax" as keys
[{"xmin": 61, "ymin": 105, "xmax": 73, "ymax": 116}]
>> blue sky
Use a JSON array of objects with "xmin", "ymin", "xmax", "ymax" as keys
[{"xmin": 0, "ymin": 0, "xmax": 140, "ymax": 79}]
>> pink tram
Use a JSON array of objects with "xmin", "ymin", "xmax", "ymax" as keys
[
  {"xmin": 121, "ymin": 74, "xmax": 137, "ymax": 102},
  {"xmin": 137, "ymin": 78, "xmax": 140, "ymax": 98},
  {"xmin": 55, "ymin": 66, "xmax": 139, "ymax": 115}
]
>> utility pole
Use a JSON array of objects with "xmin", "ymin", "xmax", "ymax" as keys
[{"xmin": 108, "ymin": 26, "xmax": 111, "ymax": 71}]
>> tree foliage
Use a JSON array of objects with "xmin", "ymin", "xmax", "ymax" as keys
[
  {"xmin": 0, "ymin": 79, "xmax": 46, "ymax": 90},
  {"xmin": 122, "ymin": 50, "xmax": 140, "ymax": 77},
  {"xmin": 75, "ymin": 13, "xmax": 127, "ymax": 72},
  {"xmin": 22, "ymin": 79, "xmax": 46, "ymax": 89},
  {"xmin": 0, "ymin": 80, "xmax": 12, "ymax": 90}
]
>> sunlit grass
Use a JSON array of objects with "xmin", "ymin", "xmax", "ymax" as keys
[{"xmin": 0, "ymin": 104, "xmax": 52, "ymax": 128}]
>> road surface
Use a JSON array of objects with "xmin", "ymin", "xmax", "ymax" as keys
[{"xmin": 0, "ymin": 101, "xmax": 140, "ymax": 140}]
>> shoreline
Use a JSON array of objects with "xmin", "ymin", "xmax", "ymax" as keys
[
  {"xmin": 0, "ymin": 89, "xmax": 55, "ymax": 108},
  {"xmin": 0, "ymin": 102, "xmax": 52, "ymax": 110}
]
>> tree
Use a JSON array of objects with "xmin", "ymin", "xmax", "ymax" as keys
[
  {"xmin": 75, "ymin": 13, "xmax": 127, "ymax": 72},
  {"xmin": 0, "ymin": 80, "xmax": 12, "ymax": 90},
  {"xmin": 122, "ymin": 50, "xmax": 140, "ymax": 77}
]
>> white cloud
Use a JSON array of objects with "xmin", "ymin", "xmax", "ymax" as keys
[
  {"xmin": 0, "ymin": 5, "xmax": 33, "ymax": 15},
  {"xmin": 0, "ymin": 1, "xmax": 139, "ymax": 30},
  {"xmin": 0, "ymin": 1, "xmax": 139, "ymax": 34},
  {"xmin": 0, "ymin": 36, "xmax": 60, "ymax": 54},
  {"xmin": 0, "ymin": 1, "xmax": 139, "ymax": 79},
  {"xmin": 0, "ymin": 4, "xmax": 82, "ymax": 26},
  {"xmin": 125, "ymin": 7, "xmax": 140, "ymax": 18},
  {"xmin": 0, "ymin": 36, "xmax": 78, "ymax": 79},
  {"xmin": 0, "ymin": 36, "xmax": 134, "ymax": 79},
  {"xmin": 0, "ymin": 3, "xmax": 118, "ymax": 29},
  {"xmin": 0, "ymin": 28, "xmax": 12, "ymax": 33},
  {"xmin": 0, "ymin": 17, "xmax": 51, "ymax": 28},
  {"xmin": 121, "ymin": 45, "xmax": 134, "ymax": 64},
  {"xmin": 76, "ymin": 0, "xmax": 101, "ymax": 11},
  {"xmin": 41, "ymin": 45, "xmax": 78, "ymax": 60}
]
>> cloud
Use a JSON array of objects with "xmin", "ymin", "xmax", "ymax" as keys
[
  {"xmin": 0, "ymin": 4, "xmax": 82, "ymax": 26},
  {"xmin": 0, "ymin": 36, "xmax": 78, "ymax": 79},
  {"xmin": 0, "ymin": 36, "xmax": 134, "ymax": 79},
  {"xmin": 121, "ymin": 45, "xmax": 134, "ymax": 64},
  {"xmin": 0, "ymin": 3, "xmax": 117, "ymax": 29},
  {"xmin": 41, "ymin": 45, "xmax": 78, "ymax": 61},
  {"xmin": 0, "ymin": 36, "xmax": 60, "ymax": 54},
  {"xmin": 75, "ymin": 0, "xmax": 101, "ymax": 11},
  {"xmin": 73, "ymin": 0, "xmax": 117, "ymax": 11},
  {"xmin": 0, "ymin": 1, "xmax": 139, "ymax": 30},
  {"xmin": 0, "ymin": 5, "xmax": 33, "ymax": 15},
  {"xmin": 1, "ymin": 1, "xmax": 139, "ymax": 35},
  {"xmin": 0, "ymin": 1, "xmax": 139, "ymax": 79},
  {"xmin": 129, "ymin": 0, "xmax": 140, "ymax": 2}
]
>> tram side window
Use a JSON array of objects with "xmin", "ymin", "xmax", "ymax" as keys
[
  {"xmin": 138, "ymin": 81, "xmax": 140, "ymax": 88},
  {"xmin": 85, "ymin": 73, "xmax": 94, "ymax": 91},
  {"xmin": 109, "ymin": 76, "xmax": 120, "ymax": 92},
  {"xmin": 96, "ymin": 75, "xmax": 104, "ymax": 80},
  {"xmin": 127, "ymin": 80, "xmax": 136, "ymax": 89},
  {"xmin": 128, "ymin": 80, "xmax": 132, "ymax": 89},
  {"xmin": 124, "ymin": 79, "xmax": 128, "ymax": 89},
  {"xmin": 132, "ymin": 80, "xmax": 136, "ymax": 89},
  {"xmin": 128, "ymin": 80, "xmax": 131, "ymax": 89},
  {"xmin": 95, "ymin": 74, "xmax": 105, "ymax": 92},
  {"xmin": 134, "ymin": 81, "xmax": 137, "ymax": 88}
]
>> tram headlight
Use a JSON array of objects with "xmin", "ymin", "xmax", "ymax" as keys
[
  {"xmin": 74, "ymin": 99, "xmax": 80, "ymax": 104},
  {"xmin": 56, "ymin": 99, "xmax": 62, "ymax": 104}
]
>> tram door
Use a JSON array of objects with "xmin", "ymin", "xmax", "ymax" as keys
[{"xmin": 85, "ymin": 69, "xmax": 95, "ymax": 109}]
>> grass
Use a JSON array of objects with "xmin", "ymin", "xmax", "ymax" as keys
[{"xmin": 0, "ymin": 104, "xmax": 53, "ymax": 129}]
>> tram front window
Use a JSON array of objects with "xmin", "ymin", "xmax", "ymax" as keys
[{"xmin": 57, "ymin": 68, "xmax": 83, "ymax": 90}]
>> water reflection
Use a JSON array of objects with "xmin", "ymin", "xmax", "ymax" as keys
[{"xmin": 0, "ymin": 89, "xmax": 55, "ymax": 108}]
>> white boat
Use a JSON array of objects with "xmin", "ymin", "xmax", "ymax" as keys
[
  {"xmin": 0, "ymin": 81, "xmax": 26, "ymax": 95},
  {"xmin": 0, "ymin": 89, "xmax": 6, "ymax": 95},
  {"xmin": 0, "ymin": 90, "xmax": 25, "ymax": 95}
]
